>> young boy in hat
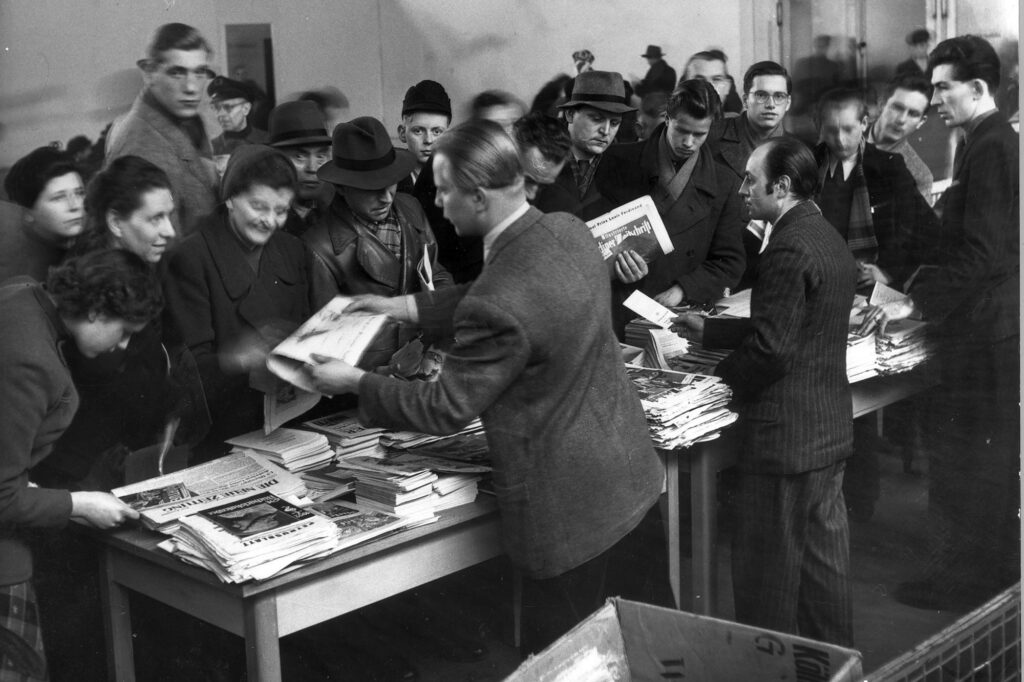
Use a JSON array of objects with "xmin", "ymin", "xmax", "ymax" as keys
[
  {"xmin": 208, "ymin": 76, "xmax": 268, "ymax": 157},
  {"xmin": 397, "ymin": 79, "xmax": 452, "ymax": 192},
  {"xmin": 267, "ymin": 100, "xmax": 334, "ymax": 237},
  {"xmin": 303, "ymin": 116, "xmax": 452, "ymax": 369}
]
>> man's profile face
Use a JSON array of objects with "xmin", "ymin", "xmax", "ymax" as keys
[
  {"xmin": 876, "ymin": 88, "xmax": 929, "ymax": 144},
  {"xmin": 930, "ymin": 64, "xmax": 980, "ymax": 129},
  {"xmin": 398, "ymin": 112, "xmax": 450, "ymax": 165},
  {"xmin": 818, "ymin": 102, "xmax": 867, "ymax": 161},
  {"xmin": 664, "ymin": 111, "xmax": 713, "ymax": 162},
  {"xmin": 745, "ymin": 74, "xmax": 790, "ymax": 133},
  {"xmin": 739, "ymin": 145, "xmax": 777, "ymax": 222},
  {"xmin": 433, "ymin": 154, "xmax": 479, "ymax": 235},
  {"xmin": 521, "ymin": 145, "xmax": 567, "ymax": 202},
  {"xmin": 144, "ymin": 48, "xmax": 211, "ymax": 119},
  {"xmin": 566, "ymin": 106, "xmax": 622, "ymax": 159},
  {"xmin": 687, "ymin": 59, "xmax": 731, "ymax": 103}
]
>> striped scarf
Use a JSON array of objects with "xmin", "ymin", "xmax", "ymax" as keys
[{"xmin": 818, "ymin": 144, "xmax": 878, "ymax": 259}]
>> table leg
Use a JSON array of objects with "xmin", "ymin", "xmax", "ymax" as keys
[
  {"xmin": 98, "ymin": 550, "xmax": 135, "ymax": 682},
  {"xmin": 690, "ymin": 447, "xmax": 717, "ymax": 616},
  {"xmin": 665, "ymin": 453, "xmax": 681, "ymax": 609},
  {"xmin": 243, "ymin": 594, "xmax": 281, "ymax": 682}
]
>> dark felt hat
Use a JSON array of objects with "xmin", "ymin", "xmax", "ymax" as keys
[
  {"xmin": 207, "ymin": 76, "xmax": 253, "ymax": 102},
  {"xmin": 906, "ymin": 28, "xmax": 931, "ymax": 45},
  {"xmin": 268, "ymin": 101, "xmax": 332, "ymax": 147},
  {"xmin": 557, "ymin": 70, "xmax": 636, "ymax": 114},
  {"xmin": 401, "ymin": 79, "xmax": 452, "ymax": 118},
  {"xmin": 641, "ymin": 45, "xmax": 665, "ymax": 59},
  {"xmin": 317, "ymin": 116, "xmax": 417, "ymax": 190},
  {"xmin": 4, "ymin": 146, "xmax": 76, "ymax": 208}
]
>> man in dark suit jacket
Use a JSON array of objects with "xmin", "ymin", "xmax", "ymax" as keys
[
  {"xmin": 861, "ymin": 36, "xmax": 1020, "ymax": 611},
  {"xmin": 634, "ymin": 45, "xmax": 677, "ymax": 96},
  {"xmin": 677, "ymin": 137, "xmax": 857, "ymax": 646},
  {"xmin": 303, "ymin": 120, "xmax": 671, "ymax": 655},
  {"xmin": 533, "ymin": 71, "xmax": 636, "ymax": 221},
  {"xmin": 597, "ymin": 79, "xmax": 745, "ymax": 336}
]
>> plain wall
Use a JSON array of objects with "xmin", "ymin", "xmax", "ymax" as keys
[{"xmin": 0, "ymin": 0, "xmax": 762, "ymax": 169}]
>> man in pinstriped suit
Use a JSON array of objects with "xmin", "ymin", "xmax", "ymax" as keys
[{"xmin": 676, "ymin": 136, "xmax": 857, "ymax": 646}]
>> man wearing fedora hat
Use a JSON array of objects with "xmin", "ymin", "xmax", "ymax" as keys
[
  {"xmin": 267, "ymin": 100, "xmax": 334, "ymax": 237},
  {"xmin": 303, "ymin": 116, "xmax": 451, "ymax": 369},
  {"xmin": 105, "ymin": 22, "xmax": 218, "ymax": 236},
  {"xmin": 208, "ymin": 76, "xmax": 268, "ymax": 157},
  {"xmin": 533, "ymin": 70, "xmax": 636, "ymax": 220},
  {"xmin": 634, "ymin": 45, "xmax": 677, "ymax": 97}
]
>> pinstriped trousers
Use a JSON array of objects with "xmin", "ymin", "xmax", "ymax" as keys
[{"xmin": 731, "ymin": 461, "xmax": 854, "ymax": 647}]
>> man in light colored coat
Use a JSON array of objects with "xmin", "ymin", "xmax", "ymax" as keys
[
  {"xmin": 303, "ymin": 120, "xmax": 671, "ymax": 655},
  {"xmin": 105, "ymin": 23, "xmax": 218, "ymax": 236}
]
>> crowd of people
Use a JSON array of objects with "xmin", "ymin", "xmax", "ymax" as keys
[{"xmin": 0, "ymin": 18, "xmax": 1018, "ymax": 682}]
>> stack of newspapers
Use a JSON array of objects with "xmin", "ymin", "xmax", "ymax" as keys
[
  {"xmin": 299, "ymin": 462, "xmax": 357, "ymax": 502},
  {"xmin": 626, "ymin": 366, "xmax": 738, "ymax": 449},
  {"xmin": 338, "ymin": 455, "xmax": 441, "ymax": 519},
  {"xmin": 379, "ymin": 418, "xmax": 484, "ymax": 450},
  {"xmin": 846, "ymin": 331, "xmax": 879, "ymax": 382},
  {"xmin": 638, "ymin": 327, "xmax": 729, "ymax": 374},
  {"xmin": 432, "ymin": 474, "xmax": 483, "ymax": 511},
  {"xmin": 161, "ymin": 491, "xmax": 341, "ymax": 583},
  {"xmin": 875, "ymin": 319, "xmax": 932, "ymax": 374},
  {"xmin": 226, "ymin": 428, "xmax": 334, "ymax": 473},
  {"xmin": 301, "ymin": 411, "xmax": 387, "ymax": 458}
]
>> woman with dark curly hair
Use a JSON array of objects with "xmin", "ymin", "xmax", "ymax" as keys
[{"xmin": 0, "ymin": 248, "xmax": 162, "ymax": 681}]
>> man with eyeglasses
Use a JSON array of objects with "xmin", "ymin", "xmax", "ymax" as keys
[
  {"xmin": 208, "ymin": 76, "xmax": 268, "ymax": 158},
  {"xmin": 106, "ymin": 23, "xmax": 218, "ymax": 236},
  {"xmin": 710, "ymin": 60, "xmax": 793, "ymax": 289}
]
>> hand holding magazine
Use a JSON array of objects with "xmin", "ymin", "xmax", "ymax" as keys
[
  {"xmin": 586, "ymin": 196, "xmax": 674, "ymax": 276},
  {"xmin": 267, "ymin": 295, "xmax": 388, "ymax": 393}
]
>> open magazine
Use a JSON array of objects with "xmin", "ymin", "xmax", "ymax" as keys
[
  {"xmin": 586, "ymin": 195, "xmax": 674, "ymax": 275},
  {"xmin": 267, "ymin": 295, "xmax": 388, "ymax": 393}
]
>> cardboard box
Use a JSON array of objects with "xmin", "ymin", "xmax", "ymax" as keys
[{"xmin": 506, "ymin": 598, "xmax": 863, "ymax": 682}]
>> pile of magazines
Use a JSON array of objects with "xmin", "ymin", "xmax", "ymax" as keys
[
  {"xmin": 846, "ymin": 332, "xmax": 879, "ymax": 383},
  {"xmin": 626, "ymin": 366, "xmax": 738, "ymax": 449},
  {"xmin": 875, "ymin": 319, "xmax": 932, "ymax": 374},
  {"xmin": 225, "ymin": 428, "xmax": 334, "ymax": 473}
]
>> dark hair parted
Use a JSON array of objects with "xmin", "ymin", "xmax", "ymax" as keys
[
  {"xmin": 220, "ymin": 146, "xmax": 297, "ymax": 201},
  {"xmin": 513, "ymin": 113, "xmax": 571, "ymax": 164},
  {"xmin": 928, "ymin": 34, "xmax": 1001, "ymax": 92},
  {"xmin": 883, "ymin": 73, "xmax": 934, "ymax": 103},
  {"xmin": 667, "ymin": 79, "xmax": 723, "ymax": 121},
  {"xmin": 743, "ymin": 60, "xmax": 792, "ymax": 95},
  {"xmin": 434, "ymin": 120, "xmax": 522, "ymax": 192},
  {"xmin": 47, "ymin": 249, "xmax": 163, "ymax": 324},
  {"xmin": 84, "ymin": 155, "xmax": 172, "ymax": 236},
  {"xmin": 814, "ymin": 87, "xmax": 868, "ymax": 126},
  {"xmin": 760, "ymin": 136, "xmax": 818, "ymax": 201},
  {"xmin": 146, "ymin": 23, "xmax": 211, "ymax": 62}
]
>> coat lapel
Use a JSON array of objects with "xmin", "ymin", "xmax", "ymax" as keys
[{"xmin": 484, "ymin": 207, "xmax": 544, "ymax": 266}]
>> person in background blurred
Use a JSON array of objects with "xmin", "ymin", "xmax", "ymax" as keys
[
  {"xmin": 636, "ymin": 91, "xmax": 669, "ymax": 140},
  {"xmin": 208, "ymin": 76, "xmax": 268, "ymax": 158},
  {"xmin": 572, "ymin": 48, "xmax": 595, "ymax": 74},
  {"xmin": 1, "ymin": 249, "xmax": 160, "ymax": 682},
  {"xmin": 634, "ymin": 44, "xmax": 677, "ymax": 97},
  {"xmin": 895, "ymin": 28, "xmax": 931, "ymax": 78},
  {"xmin": 0, "ymin": 147, "xmax": 85, "ymax": 283},
  {"xmin": 470, "ymin": 90, "xmax": 526, "ymax": 136},
  {"xmin": 512, "ymin": 112, "xmax": 572, "ymax": 204}
]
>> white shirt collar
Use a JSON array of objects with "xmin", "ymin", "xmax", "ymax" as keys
[{"xmin": 483, "ymin": 202, "xmax": 530, "ymax": 261}]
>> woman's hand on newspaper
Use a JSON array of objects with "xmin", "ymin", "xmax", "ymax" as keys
[
  {"xmin": 345, "ymin": 294, "xmax": 418, "ymax": 323},
  {"xmin": 303, "ymin": 354, "xmax": 365, "ymax": 396},
  {"xmin": 671, "ymin": 313, "xmax": 705, "ymax": 342},
  {"xmin": 71, "ymin": 491, "xmax": 140, "ymax": 529},
  {"xmin": 614, "ymin": 250, "xmax": 648, "ymax": 284},
  {"xmin": 856, "ymin": 299, "xmax": 917, "ymax": 336}
]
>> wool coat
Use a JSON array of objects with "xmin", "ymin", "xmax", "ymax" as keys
[{"xmin": 358, "ymin": 207, "xmax": 664, "ymax": 579}]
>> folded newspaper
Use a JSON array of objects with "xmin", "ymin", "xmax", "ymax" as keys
[
  {"xmin": 586, "ymin": 196, "xmax": 673, "ymax": 275},
  {"xmin": 112, "ymin": 451, "xmax": 308, "ymax": 533},
  {"xmin": 267, "ymin": 295, "xmax": 388, "ymax": 393}
]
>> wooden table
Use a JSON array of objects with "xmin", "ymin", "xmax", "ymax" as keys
[
  {"xmin": 96, "ymin": 499, "xmax": 501, "ymax": 681},
  {"xmin": 662, "ymin": 369, "xmax": 937, "ymax": 616}
]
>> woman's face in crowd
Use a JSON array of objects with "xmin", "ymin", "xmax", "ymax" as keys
[
  {"xmin": 109, "ymin": 188, "xmax": 176, "ymax": 264},
  {"xmin": 69, "ymin": 314, "xmax": 146, "ymax": 358},
  {"xmin": 31, "ymin": 172, "xmax": 85, "ymax": 243},
  {"xmin": 226, "ymin": 183, "xmax": 294, "ymax": 247}
]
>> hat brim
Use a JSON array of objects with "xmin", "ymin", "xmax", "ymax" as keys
[
  {"xmin": 557, "ymin": 100, "xmax": 637, "ymax": 114},
  {"xmin": 317, "ymin": 148, "xmax": 418, "ymax": 190},
  {"xmin": 270, "ymin": 135, "xmax": 333, "ymax": 148}
]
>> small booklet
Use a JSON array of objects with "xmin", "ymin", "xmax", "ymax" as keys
[
  {"xmin": 267, "ymin": 296, "xmax": 389, "ymax": 393},
  {"xmin": 586, "ymin": 196, "xmax": 673, "ymax": 275},
  {"xmin": 623, "ymin": 290, "xmax": 676, "ymax": 329}
]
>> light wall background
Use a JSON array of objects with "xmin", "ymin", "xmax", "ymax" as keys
[{"xmin": 0, "ymin": 0, "xmax": 767, "ymax": 168}]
